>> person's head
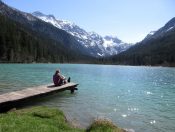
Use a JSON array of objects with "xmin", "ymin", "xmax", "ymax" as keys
[{"xmin": 55, "ymin": 69, "xmax": 60, "ymax": 74}]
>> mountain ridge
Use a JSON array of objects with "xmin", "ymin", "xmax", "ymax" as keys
[
  {"xmin": 0, "ymin": 1, "xmax": 91, "ymax": 57},
  {"xmin": 0, "ymin": 1, "xmax": 95, "ymax": 63},
  {"xmin": 108, "ymin": 17, "xmax": 175, "ymax": 66},
  {"xmin": 142, "ymin": 17, "xmax": 175, "ymax": 42},
  {"xmin": 32, "ymin": 11, "xmax": 132, "ymax": 57}
]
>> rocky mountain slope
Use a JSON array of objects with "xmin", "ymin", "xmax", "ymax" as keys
[
  {"xmin": 0, "ymin": 1, "xmax": 95, "ymax": 63},
  {"xmin": 0, "ymin": 1, "xmax": 90, "ymax": 57},
  {"xmin": 33, "ymin": 11, "xmax": 132, "ymax": 57}
]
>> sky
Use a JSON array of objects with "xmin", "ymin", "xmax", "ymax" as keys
[{"xmin": 2, "ymin": 0, "xmax": 175, "ymax": 43}]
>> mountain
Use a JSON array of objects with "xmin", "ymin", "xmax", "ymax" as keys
[
  {"xmin": 109, "ymin": 17, "xmax": 175, "ymax": 66},
  {"xmin": 142, "ymin": 17, "xmax": 175, "ymax": 42},
  {"xmin": 0, "ymin": 1, "xmax": 91, "ymax": 57},
  {"xmin": 0, "ymin": 1, "xmax": 94, "ymax": 63},
  {"xmin": 0, "ymin": 1, "xmax": 131, "ymax": 58},
  {"xmin": 0, "ymin": 14, "xmax": 73, "ymax": 63},
  {"xmin": 33, "ymin": 11, "xmax": 132, "ymax": 57}
]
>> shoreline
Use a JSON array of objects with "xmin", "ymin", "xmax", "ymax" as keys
[{"xmin": 0, "ymin": 62, "xmax": 175, "ymax": 68}]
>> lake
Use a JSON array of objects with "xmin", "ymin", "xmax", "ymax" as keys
[{"xmin": 0, "ymin": 64, "xmax": 175, "ymax": 132}]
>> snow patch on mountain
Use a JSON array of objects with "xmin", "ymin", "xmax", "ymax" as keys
[
  {"xmin": 23, "ymin": 13, "xmax": 36, "ymax": 21},
  {"xmin": 143, "ymin": 31, "xmax": 156, "ymax": 40},
  {"xmin": 166, "ymin": 26, "xmax": 174, "ymax": 32},
  {"xmin": 103, "ymin": 38, "xmax": 114, "ymax": 48},
  {"xmin": 149, "ymin": 31, "xmax": 156, "ymax": 35}
]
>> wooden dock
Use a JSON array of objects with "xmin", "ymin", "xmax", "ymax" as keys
[{"xmin": 0, "ymin": 82, "xmax": 78, "ymax": 112}]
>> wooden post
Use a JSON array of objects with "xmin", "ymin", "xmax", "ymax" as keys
[
  {"xmin": 70, "ymin": 88, "xmax": 74, "ymax": 94},
  {"xmin": 70, "ymin": 87, "xmax": 78, "ymax": 94},
  {"xmin": 70, "ymin": 87, "xmax": 75, "ymax": 93}
]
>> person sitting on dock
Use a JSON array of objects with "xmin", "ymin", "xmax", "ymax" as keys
[{"xmin": 53, "ymin": 70, "xmax": 70, "ymax": 86}]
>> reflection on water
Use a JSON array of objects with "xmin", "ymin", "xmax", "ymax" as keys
[{"xmin": 0, "ymin": 64, "xmax": 175, "ymax": 132}]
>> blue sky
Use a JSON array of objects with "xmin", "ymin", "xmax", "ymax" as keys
[{"xmin": 3, "ymin": 0, "xmax": 175, "ymax": 43}]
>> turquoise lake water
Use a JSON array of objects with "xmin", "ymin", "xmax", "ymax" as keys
[{"xmin": 0, "ymin": 64, "xmax": 175, "ymax": 132}]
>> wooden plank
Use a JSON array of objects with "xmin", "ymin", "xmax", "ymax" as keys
[{"xmin": 0, "ymin": 82, "xmax": 78, "ymax": 105}]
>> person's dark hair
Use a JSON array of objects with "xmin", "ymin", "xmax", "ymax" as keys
[{"xmin": 55, "ymin": 69, "xmax": 60, "ymax": 74}]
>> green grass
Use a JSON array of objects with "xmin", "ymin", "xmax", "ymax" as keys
[{"xmin": 0, "ymin": 106, "xmax": 125, "ymax": 132}]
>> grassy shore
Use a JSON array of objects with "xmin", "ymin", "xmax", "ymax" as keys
[{"xmin": 0, "ymin": 106, "xmax": 125, "ymax": 132}]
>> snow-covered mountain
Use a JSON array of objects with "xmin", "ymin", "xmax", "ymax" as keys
[
  {"xmin": 33, "ymin": 11, "xmax": 132, "ymax": 57},
  {"xmin": 0, "ymin": 1, "xmax": 90, "ymax": 56}
]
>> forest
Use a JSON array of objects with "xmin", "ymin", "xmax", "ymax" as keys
[{"xmin": 0, "ymin": 14, "xmax": 92, "ymax": 63}]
